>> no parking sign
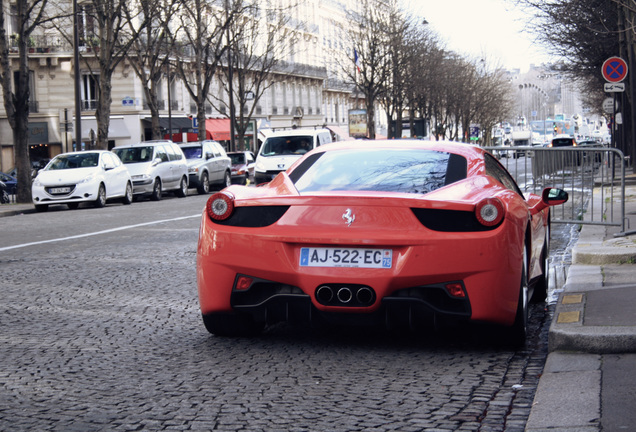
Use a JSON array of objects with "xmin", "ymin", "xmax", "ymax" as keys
[{"xmin": 602, "ymin": 57, "xmax": 628, "ymax": 83}]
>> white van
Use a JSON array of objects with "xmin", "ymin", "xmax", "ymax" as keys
[{"xmin": 254, "ymin": 128, "xmax": 332, "ymax": 184}]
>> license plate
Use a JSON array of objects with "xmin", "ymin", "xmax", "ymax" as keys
[
  {"xmin": 299, "ymin": 247, "xmax": 392, "ymax": 268},
  {"xmin": 49, "ymin": 187, "xmax": 71, "ymax": 194}
]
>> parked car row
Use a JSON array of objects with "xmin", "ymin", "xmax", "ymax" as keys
[{"xmin": 30, "ymin": 140, "xmax": 233, "ymax": 212}]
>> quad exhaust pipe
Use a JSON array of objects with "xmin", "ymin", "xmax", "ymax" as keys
[{"xmin": 315, "ymin": 285, "xmax": 375, "ymax": 307}]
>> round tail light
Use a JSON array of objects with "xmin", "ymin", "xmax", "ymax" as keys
[
  {"xmin": 475, "ymin": 198, "xmax": 504, "ymax": 227},
  {"xmin": 206, "ymin": 192, "xmax": 234, "ymax": 221}
]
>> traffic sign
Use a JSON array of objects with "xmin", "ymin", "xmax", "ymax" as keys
[
  {"xmin": 602, "ymin": 57, "xmax": 628, "ymax": 83},
  {"xmin": 604, "ymin": 82, "xmax": 625, "ymax": 92},
  {"xmin": 602, "ymin": 97, "xmax": 618, "ymax": 114}
]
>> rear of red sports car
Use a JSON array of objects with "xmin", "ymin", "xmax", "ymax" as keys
[{"xmin": 196, "ymin": 140, "xmax": 560, "ymax": 341}]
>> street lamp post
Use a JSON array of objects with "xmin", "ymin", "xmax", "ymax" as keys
[{"xmin": 73, "ymin": 0, "xmax": 82, "ymax": 151}]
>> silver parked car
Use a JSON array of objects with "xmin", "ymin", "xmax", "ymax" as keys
[
  {"xmin": 179, "ymin": 141, "xmax": 231, "ymax": 194},
  {"xmin": 112, "ymin": 140, "xmax": 189, "ymax": 200}
]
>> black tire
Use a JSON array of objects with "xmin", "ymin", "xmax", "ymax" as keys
[
  {"xmin": 0, "ymin": 191, "xmax": 9, "ymax": 204},
  {"xmin": 34, "ymin": 204, "xmax": 48, "ymax": 212},
  {"xmin": 122, "ymin": 182, "xmax": 133, "ymax": 205},
  {"xmin": 531, "ymin": 220, "xmax": 550, "ymax": 303},
  {"xmin": 197, "ymin": 172, "xmax": 210, "ymax": 195},
  {"xmin": 67, "ymin": 202, "xmax": 80, "ymax": 210},
  {"xmin": 222, "ymin": 171, "xmax": 231, "ymax": 188},
  {"xmin": 175, "ymin": 176, "xmax": 188, "ymax": 198},
  {"xmin": 508, "ymin": 246, "xmax": 529, "ymax": 346},
  {"xmin": 201, "ymin": 312, "xmax": 264, "ymax": 337},
  {"xmin": 94, "ymin": 184, "xmax": 106, "ymax": 208},
  {"xmin": 150, "ymin": 178, "xmax": 162, "ymax": 201}
]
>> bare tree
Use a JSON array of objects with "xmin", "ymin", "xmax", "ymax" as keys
[
  {"xmin": 513, "ymin": 0, "xmax": 635, "ymax": 159},
  {"xmin": 70, "ymin": 0, "xmax": 147, "ymax": 149},
  {"xmin": 376, "ymin": 4, "xmax": 412, "ymax": 139},
  {"xmin": 342, "ymin": 0, "xmax": 393, "ymax": 139},
  {"xmin": 172, "ymin": 0, "xmax": 240, "ymax": 141},
  {"xmin": 125, "ymin": 0, "xmax": 180, "ymax": 140},
  {"xmin": 0, "ymin": 0, "xmax": 51, "ymax": 202},
  {"xmin": 213, "ymin": 0, "xmax": 289, "ymax": 150}
]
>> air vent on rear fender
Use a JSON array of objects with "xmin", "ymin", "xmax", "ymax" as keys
[{"xmin": 212, "ymin": 206, "xmax": 290, "ymax": 227}]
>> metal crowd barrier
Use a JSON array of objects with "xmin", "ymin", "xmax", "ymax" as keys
[{"xmin": 487, "ymin": 146, "xmax": 627, "ymax": 233}]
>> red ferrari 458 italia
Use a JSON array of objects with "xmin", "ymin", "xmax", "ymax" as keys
[{"xmin": 197, "ymin": 140, "xmax": 567, "ymax": 343}]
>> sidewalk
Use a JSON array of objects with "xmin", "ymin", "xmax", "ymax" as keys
[
  {"xmin": 526, "ymin": 171, "xmax": 636, "ymax": 431},
  {"xmin": 0, "ymin": 202, "xmax": 35, "ymax": 217}
]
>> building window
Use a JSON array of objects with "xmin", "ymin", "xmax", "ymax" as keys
[{"xmin": 81, "ymin": 73, "xmax": 99, "ymax": 110}]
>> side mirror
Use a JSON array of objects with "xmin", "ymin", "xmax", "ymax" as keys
[
  {"xmin": 542, "ymin": 187, "xmax": 568, "ymax": 205},
  {"xmin": 152, "ymin": 157, "xmax": 162, "ymax": 166},
  {"xmin": 530, "ymin": 187, "xmax": 568, "ymax": 215}
]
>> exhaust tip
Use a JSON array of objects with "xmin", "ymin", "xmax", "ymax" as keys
[
  {"xmin": 316, "ymin": 285, "xmax": 334, "ymax": 303},
  {"xmin": 356, "ymin": 286, "xmax": 375, "ymax": 305},
  {"xmin": 337, "ymin": 287, "xmax": 353, "ymax": 303}
]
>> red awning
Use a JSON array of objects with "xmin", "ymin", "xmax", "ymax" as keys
[{"xmin": 205, "ymin": 118, "xmax": 231, "ymax": 141}]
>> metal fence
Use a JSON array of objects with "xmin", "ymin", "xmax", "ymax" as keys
[{"xmin": 488, "ymin": 146, "xmax": 627, "ymax": 233}]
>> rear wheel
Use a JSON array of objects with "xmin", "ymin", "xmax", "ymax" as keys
[
  {"xmin": 150, "ymin": 178, "xmax": 162, "ymax": 201},
  {"xmin": 508, "ymin": 246, "xmax": 529, "ymax": 345},
  {"xmin": 94, "ymin": 184, "xmax": 106, "ymax": 208},
  {"xmin": 222, "ymin": 171, "xmax": 231, "ymax": 188},
  {"xmin": 197, "ymin": 172, "xmax": 210, "ymax": 194},
  {"xmin": 202, "ymin": 312, "xmax": 264, "ymax": 337},
  {"xmin": 532, "ymin": 234, "xmax": 550, "ymax": 302},
  {"xmin": 175, "ymin": 176, "xmax": 188, "ymax": 198},
  {"xmin": 122, "ymin": 182, "xmax": 133, "ymax": 205}
]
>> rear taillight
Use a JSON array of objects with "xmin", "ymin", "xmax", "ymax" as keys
[
  {"xmin": 475, "ymin": 198, "xmax": 504, "ymax": 227},
  {"xmin": 206, "ymin": 192, "xmax": 234, "ymax": 221}
]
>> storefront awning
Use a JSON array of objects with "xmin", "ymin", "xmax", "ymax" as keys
[
  {"xmin": 205, "ymin": 118, "xmax": 231, "ymax": 141},
  {"xmin": 81, "ymin": 118, "xmax": 131, "ymax": 140}
]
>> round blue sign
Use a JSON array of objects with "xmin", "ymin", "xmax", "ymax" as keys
[{"xmin": 602, "ymin": 57, "xmax": 628, "ymax": 83}]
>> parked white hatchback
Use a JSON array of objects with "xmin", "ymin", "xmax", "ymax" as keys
[{"xmin": 32, "ymin": 150, "xmax": 133, "ymax": 212}]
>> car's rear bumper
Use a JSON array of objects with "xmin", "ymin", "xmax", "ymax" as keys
[{"xmin": 196, "ymin": 214, "xmax": 524, "ymax": 328}]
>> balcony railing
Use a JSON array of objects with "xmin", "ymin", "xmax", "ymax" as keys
[
  {"xmin": 8, "ymin": 34, "xmax": 73, "ymax": 54},
  {"xmin": 81, "ymin": 100, "xmax": 97, "ymax": 111}
]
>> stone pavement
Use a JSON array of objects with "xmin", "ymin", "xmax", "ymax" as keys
[
  {"xmin": 526, "ymin": 172, "xmax": 636, "ymax": 432},
  {"xmin": 3, "ymin": 175, "xmax": 636, "ymax": 432}
]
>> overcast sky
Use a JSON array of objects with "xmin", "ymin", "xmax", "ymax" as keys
[{"xmin": 405, "ymin": 0, "xmax": 554, "ymax": 71}]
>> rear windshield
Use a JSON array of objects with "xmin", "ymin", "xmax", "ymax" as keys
[
  {"xmin": 181, "ymin": 146, "xmax": 203, "ymax": 159},
  {"xmin": 291, "ymin": 148, "xmax": 467, "ymax": 194},
  {"xmin": 261, "ymin": 135, "xmax": 313, "ymax": 156},
  {"xmin": 229, "ymin": 153, "xmax": 245, "ymax": 164},
  {"xmin": 113, "ymin": 146, "xmax": 154, "ymax": 163},
  {"xmin": 551, "ymin": 138, "xmax": 574, "ymax": 147}
]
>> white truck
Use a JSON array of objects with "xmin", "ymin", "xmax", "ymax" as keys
[{"xmin": 510, "ymin": 130, "xmax": 533, "ymax": 158}]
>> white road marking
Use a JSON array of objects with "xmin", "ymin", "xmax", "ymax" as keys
[{"xmin": 0, "ymin": 214, "xmax": 200, "ymax": 252}]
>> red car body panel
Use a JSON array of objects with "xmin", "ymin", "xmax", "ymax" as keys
[{"xmin": 197, "ymin": 140, "xmax": 554, "ymax": 331}]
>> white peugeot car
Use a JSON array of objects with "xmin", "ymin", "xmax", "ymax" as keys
[{"xmin": 32, "ymin": 150, "xmax": 133, "ymax": 212}]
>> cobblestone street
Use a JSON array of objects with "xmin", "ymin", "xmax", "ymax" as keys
[{"xmin": 0, "ymin": 203, "xmax": 564, "ymax": 431}]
